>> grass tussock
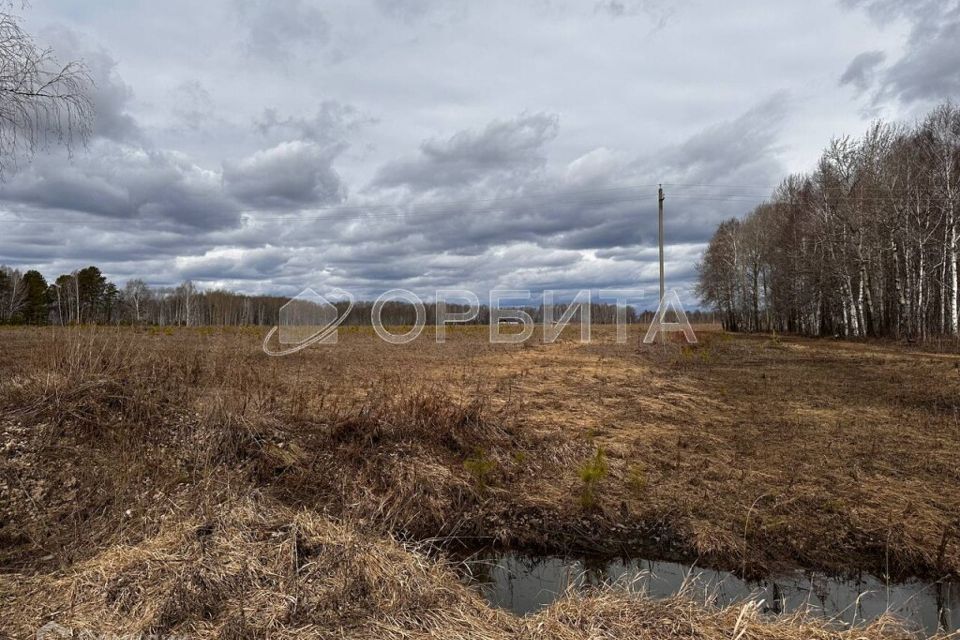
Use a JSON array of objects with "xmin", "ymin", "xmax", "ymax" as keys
[{"xmin": 1, "ymin": 494, "xmax": 513, "ymax": 639}]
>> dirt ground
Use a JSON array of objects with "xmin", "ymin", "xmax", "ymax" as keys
[{"xmin": 1, "ymin": 324, "xmax": 959, "ymax": 637}]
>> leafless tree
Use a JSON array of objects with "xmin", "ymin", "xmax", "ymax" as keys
[
  {"xmin": 0, "ymin": 264, "xmax": 25, "ymax": 321},
  {"xmin": 698, "ymin": 101, "xmax": 960, "ymax": 341},
  {"xmin": 123, "ymin": 279, "xmax": 150, "ymax": 324},
  {"xmin": 0, "ymin": 4, "xmax": 93, "ymax": 178}
]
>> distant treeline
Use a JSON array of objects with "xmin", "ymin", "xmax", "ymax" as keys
[
  {"xmin": 698, "ymin": 101, "xmax": 960, "ymax": 339},
  {"xmin": 0, "ymin": 266, "xmax": 288, "ymax": 326},
  {"xmin": 0, "ymin": 265, "xmax": 717, "ymax": 327}
]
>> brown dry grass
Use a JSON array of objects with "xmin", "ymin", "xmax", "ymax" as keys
[
  {"xmin": 0, "ymin": 493, "xmax": 929, "ymax": 639},
  {"xmin": 0, "ymin": 324, "xmax": 958, "ymax": 638},
  {"xmin": 414, "ymin": 328, "xmax": 960, "ymax": 579}
]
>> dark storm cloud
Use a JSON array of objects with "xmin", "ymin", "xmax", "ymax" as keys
[
  {"xmin": 839, "ymin": 51, "xmax": 885, "ymax": 92},
  {"xmin": 0, "ymin": 142, "xmax": 240, "ymax": 230},
  {"xmin": 0, "ymin": 212, "xmax": 240, "ymax": 291},
  {"xmin": 223, "ymin": 141, "xmax": 346, "ymax": 209},
  {"xmin": 233, "ymin": 0, "xmax": 330, "ymax": 62},
  {"xmin": 841, "ymin": 0, "xmax": 960, "ymax": 104},
  {"xmin": 373, "ymin": 113, "xmax": 559, "ymax": 191}
]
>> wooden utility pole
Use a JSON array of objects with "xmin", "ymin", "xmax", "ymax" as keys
[{"xmin": 658, "ymin": 184, "xmax": 665, "ymax": 303}]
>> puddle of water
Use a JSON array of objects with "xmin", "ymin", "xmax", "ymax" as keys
[{"xmin": 464, "ymin": 553, "xmax": 958, "ymax": 636}]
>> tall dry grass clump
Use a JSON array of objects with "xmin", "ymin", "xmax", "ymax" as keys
[{"xmin": 1, "ymin": 494, "xmax": 515, "ymax": 639}]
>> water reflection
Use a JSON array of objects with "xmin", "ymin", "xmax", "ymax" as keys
[{"xmin": 466, "ymin": 553, "xmax": 957, "ymax": 636}]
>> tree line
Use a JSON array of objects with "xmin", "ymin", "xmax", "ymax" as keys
[
  {"xmin": 0, "ymin": 266, "xmax": 717, "ymax": 327},
  {"xmin": 697, "ymin": 101, "xmax": 960, "ymax": 340},
  {"xmin": 0, "ymin": 266, "xmax": 288, "ymax": 326}
]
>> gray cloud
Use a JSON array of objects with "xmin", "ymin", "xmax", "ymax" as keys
[
  {"xmin": 223, "ymin": 141, "xmax": 346, "ymax": 209},
  {"xmin": 375, "ymin": 0, "xmax": 440, "ymax": 22},
  {"xmin": 373, "ymin": 0, "xmax": 471, "ymax": 24},
  {"xmin": 40, "ymin": 27, "xmax": 142, "ymax": 143},
  {"xmin": 839, "ymin": 0, "xmax": 944, "ymax": 25},
  {"xmin": 839, "ymin": 50, "xmax": 885, "ymax": 92},
  {"xmin": 841, "ymin": 0, "xmax": 960, "ymax": 104},
  {"xmin": 176, "ymin": 246, "xmax": 296, "ymax": 281},
  {"xmin": 334, "ymin": 95, "xmax": 788, "ymax": 270},
  {"xmin": 233, "ymin": 0, "xmax": 330, "ymax": 62},
  {"xmin": 170, "ymin": 81, "xmax": 217, "ymax": 131},
  {"xmin": 254, "ymin": 101, "xmax": 376, "ymax": 146},
  {"xmin": 594, "ymin": 0, "xmax": 679, "ymax": 28},
  {"xmin": 884, "ymin": 15, "xmax": 960, "ymax": 103},
  {"xmin": 639, "ymin": 93, "xmax": 789, "ymax": 186},
  {"xmin": 373, "ymin": 113, "xmax": 559, "ymax": 191},
  {"xmin": 1, "ymin": 0, "xmax": 926, "ymax": 306},
  {"xmin": 0, "ymin": 142, "xmax": 240, "ymax": 230}
]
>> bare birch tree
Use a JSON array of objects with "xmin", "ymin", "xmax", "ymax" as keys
[
  {"xmin": 0, "ymin": 4, "xmax": 93, "ymax": 178},
  {"xmin": 698, "ymin": 101, "xmax": 960, "ymax": 341}
]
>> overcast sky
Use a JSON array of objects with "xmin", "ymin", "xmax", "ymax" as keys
[{"xmin": 1, "ymin": 0, "xmax": 958, "ymax": 304}]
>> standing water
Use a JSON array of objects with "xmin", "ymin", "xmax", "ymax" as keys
[{"xmin": 464, "ymin": 553, "xmax": 958, "ymax": 636}]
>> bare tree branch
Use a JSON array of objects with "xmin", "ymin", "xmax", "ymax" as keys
[{"xmin": 0, "ymin": 7, "xmax": 93, "ymax": 179}]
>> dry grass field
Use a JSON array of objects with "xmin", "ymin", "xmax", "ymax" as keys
[{"xmin": 1, "ymin": 324, "xmax": 958, "ymax": 638}]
